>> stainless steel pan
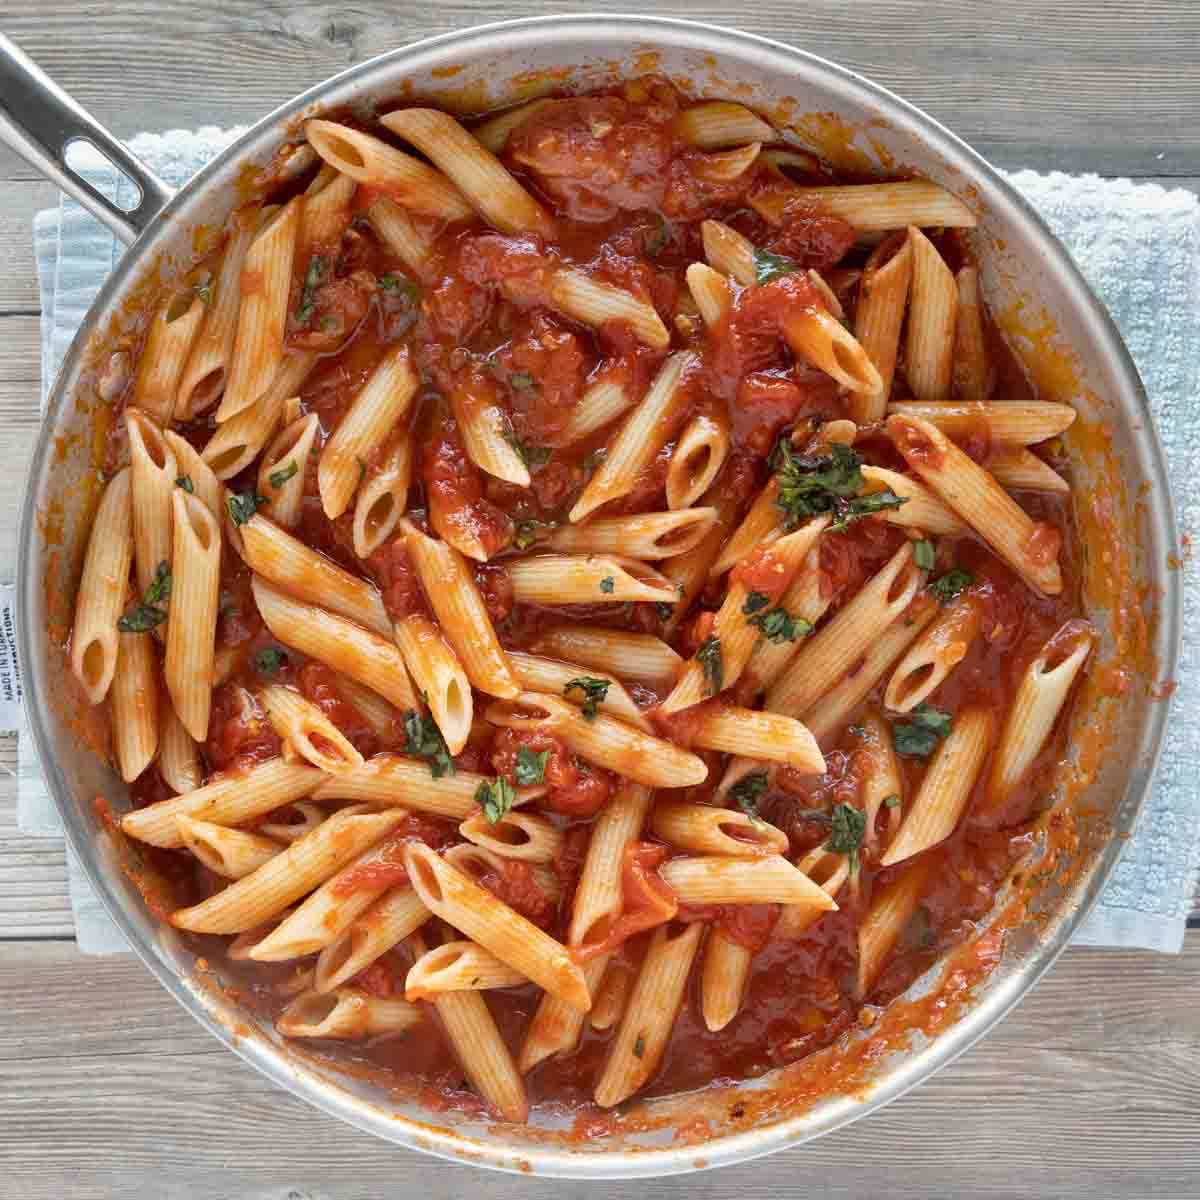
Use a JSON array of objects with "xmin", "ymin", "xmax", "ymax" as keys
[{"xmin": 2, "ymin": 15, "xmax": 1181, "ymax": 1178}]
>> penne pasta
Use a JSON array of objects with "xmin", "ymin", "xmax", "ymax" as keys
[
  {"xmin": 651, "ymin": 802, "xmax": 789, "ymax": 857},
  {"xmin": 509, "ymin": 651, "xmax": 650, "ymax": 731},
  {"xmin": 299, "ymin": 168, "xmax": 355, "ymax": 256},
  {"xmin": 402, "ymin": 522, "xmax": 519, "ymax": 699},
  {"xmin": 172, "ymin": 808, "xmax": 404, "ymax": 934},
  {"xmin": 663, "ymin": 519, "xmax": 825, "ymax": 712},
  {"xmin": 381, "ymin": 107, "xmax": 554, "ymax": 238},
  {"xmin": 352, "ymin": 433, "xmax": 413, "ymax": 558},
  {"xmin": 516, "ymin": 957, "xmax": 610, "ymax": 1068},
  {"xmin": 803, "ymin": 593, "xmax": 939, "ymax": 745},
  {"xmin": 661, "ymin": 484, "xmax": 741, "ymax": 629},
  {"xmin": 857, "ymin": 856, "xmax": 935, "ymax": 997},
  {"xmin": 953, "ymin": 265, "xmax": 991, "ymax": 403},
  {"xmin": 750, "ymin": 180, "xmax": 976, "ymax": 231},
  {"xmin": 882, "ymin": 705, "xmax": 995, "ymax": 865},
  {"xmin": 852, "ymin": 232, "xmax": 912, "ymax": 422},
  {"xmin": 110, "ymin": 623, "xmax": 159, "ymax": 782},
  {"xmin": 860, "ymin": 466, "xmax": 967, "ymax": 536},
  {"xmin": 472, "ymin": 97, "xmax": 557, "ymax": 154},
  {"xmin": 319, "ymin": 343, "xmax": 420, "ymax": 519},
  {"xmin": 546, "ymin": 508, "xmax": 717, "ymax": 560},
  {"xmin": 202, "ymin": 352, "xmax": 316, "ymax": 480},
  {"xmin": 159, "ymin": 698, "xmax": 201, "ymax": 794},
  {"xmin": 888, "ymin": 414, "xmax": 1064, "ymax": 596},
  {"xmin": 314, "ymin": 885, "xmax": 431, "ymax": 993},
  {"xmin": 904, "ymin": 226, "xmax": 957, "ymax": 402},
  {"xmin": 688, "ymin": 703, "xmax": 825, "ymax": 772},
  {"xmin": 406, "ymin": 940, "xmax": 527, "ymax": 999},
  {"xmin": 177, "ymin": 211, "xmax": 259, "ymax": 418},
  {"xmin": 217, "ymin": 198, "xmax": 301, "ymax": 422},
  {"xmin": 675, "ymin": 101, "xmax": 776, "ymax": 149},
  {"xmin": 260, "ymin": 800, "xmax": 327, "ymax": 844},
  {"xmin": 126, "ymin": 408, "xmax": 178, "ymax": 599},
  {"xmin": 887, "ymin": 400, "xmax": 1078, "ymax": 446},
  {"xmin": 775, "ymin": 845, "xmax": 851, "ymax": 938},
  {"xmin": 559, "ymin": 378, "xmax": 634, "ymax": 444},
  {"xmin": 701, "ymin": 933, "xmax": 753, "ymax": 1032},
  {"xmin": 393, "ymin": 614, "xmax": 473, "ymax": 756},
  {"xmin": 531, "ymin": 626, "xmax": 682, "ymax": 688},
  {"xmin": 240, "ymin": 514, "xmax": 391, "ymax": 637},
  {"xmin": 459, "ymin": 808, "xmax": 563, "ymax": 864},
  {"xmin": 485, "ymin": 692, "xmax": 708, "ymax": 789},
  {"xmin": 986, "ymin": 620, "xmax": 1094, "ymax": 812},
  {"xmin": 783, "ymin": 305, "xmax": 883, "ymax": 396},
  {"xmin": 693, "ymin": 141, "xmax": 761, "ymax": 182},
  {"xmin": 548, "ymin": 267, "xmax": 670, "ymax": 350},
  {"xmin": 70, "ymin": 468, "xmax": 133, "ymax": 704},
  {"xmin": 767, "ymin": 543, "xmax": 924, "ymax": 718},
  {"xmin": 304, "ymin": 119, "xmax": 474, "ymax": 221},
  {"xmin": 987, "ymin": 447, "xmax": 1069, "ymax": 495},
  {"xmin": 665, "ymin": 414, "xmax": 730, "ymax": 510},
  {"xmin": 175, "ymin": 814, "xmax": 282, "ymax": 879},
  {"xmin": 404, "ymin": 844, "xmax": 590, "ymax": 1011},
  {"xmin": 257, "ymin": 413, "xmax": 319, "ymax": 531},
  {"xmin": 261, "ymin": 684, "xmax": 365, "ymax": 774},
  {"xmin": 364, "ymin": 194, "xmax": 434, "ymax": 276},
  {"xmin": 506, "ymin": 554, "xmax": 676, "ymax": 605},
  {"xmin": 162, "ymin": 432, "xmax": 223, "ymax": 527},
  {"xmin": 660, "ymin": 854, "xmax": 838, "ymax": 909},
  {"xmin": 851, "ymin": 707, "xmax": 906, "ymax": 847},
  {"xmin": 444, "ymin": 844, "xmax": 561, "ymax": 907},
  {"xmin": 588, "ymin": 959, "xmax": 632, "ymax": 1030},
  {"xmin": 121, "ymin": 757, "xmax": 324, "ymax": 849},
  {"xmin": 164, "ymin": 490, "xmax": 220, "ymax": 740},
  {"xmin": 252, "ymin": 576, "xmax": 419, "ymax": 711},
  {"xmin": 130, "ymin": 291, "xmax": 205, "ymax": 423},
  {"xmin": 570, "ymin": 352, "xmax": 695, "ymax": 522},
  {"xmin": 685, "ymin": 261, "xmax": 733, "ymax": 329},
  {"xmin": 885, "ymin": 596, "xmax": 982, "ymax": 713},
  {"xmin": 594, "ymin": 922, "xmax": 704, "ymax": 1107},
  {"xmin": 277, "ymin": 987, "xmax": 423, "ymax": 1039}
]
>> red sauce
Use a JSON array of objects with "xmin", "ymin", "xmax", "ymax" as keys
[
  {"xmin": 573, "ymin": 842, "xmax": 679, "ymax": 961},
  {"xmin": 332, "ymin": 816, "xmax": 459, "ymax": 895},
  {"xmin": 491, "ymin": 728, "xmax": 613, "ymax": 817}
]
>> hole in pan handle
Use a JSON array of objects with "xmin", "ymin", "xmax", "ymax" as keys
[{"xmin": 0, "ymin": 31, "xmax": 174, "ymax": 245}]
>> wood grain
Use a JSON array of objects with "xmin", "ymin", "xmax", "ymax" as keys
[{"xmin": 0, "ymin": 937, "xmax": 1198, "ymax": 1198}]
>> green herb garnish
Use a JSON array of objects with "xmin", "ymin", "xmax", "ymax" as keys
[
  {"xmin": 564, "ymin": 676, "xmax": 611, "ymax": 720},
  {"xmin": 504, "ymin": 430, "xmax": 552, "ymax": 467},
  {"xmin": 829, "ymin": 489, "xmax": 908, "ymax": 531},
  {"xmin": 753, "ymin": 247, "xmax": 801, "ymax": 285},
  {"xmin": 509, "ymin": 372, "xmax": 536, "ymax": 391},
  {"xmin": 254, "ymin": 646, "xmax": 288, "ymax": 674},
  {"xmin": 477, "ymin": 775, "xmax": 517, "ymax": 824},
  {"xmin": 893, "ymin": 704, "xmax": 952, "ymax": 759},
  {"xmin": 773, "ymin": 440, "xmax": 863, "ymax": 527},
  {"xmin": 513, "ymin": 519, "xmax": 550, "ymax": 550},
  {"xmin": 730, "ymin": 770, "xmax": 769, "ymax": 819},
  {"xmin": 883, "ymin": 793, "xmax": 901, "ymax": 809},
  {"xmin": 379, "ymin": 273, "xmax": 419, "ymax": 303},
  {"xmin": 697, "ymin": 635, "xmax": 724, "ymax": 695},
  {"xmin": 825, "ymin": 802, "xmax": 867, "ymax": 872},
  {"xmin": 741, "ymin": 591, "xmax": 770, "ymax": 615},
  {"xmin": 598, "ymin": 576, "xmax": 615, "ymax": 594},
  {"xmin": 227, "ymin": 490, "xmax": 268, "ymax": 526},
  {"xmin": 654, "ymin": 601, "xmax": 674, "ymax": 622},
  {"xmin": 403, "ymin": 710, "xmax": 456, "ymax": 779},
  {"xmin": 175, "ymin": 475, "xmax": 194, "ymax": 494},
  {"xmin": 913, "ymin": 539, "xmax": 937, "ymax": 571},
  {"xmin": 513, "ymin": 747, "xmax": 550, "ymax": 786},
  {"xmin": 269, "ymin": 460, "xmax": 298, "ymax": 490},
  {"xmin": 645, "ymin": 216, "xmax": 671, "ymax": 258},
  {"xmin": 295, "ymin": 255, "xmax": 328, "ymax": 326},
  {"xmin": 633, "ymin": 1033, "xmax": 646, "ymax": 1059},
  {"xmin": 747, "ymin": 605, "xmax": 813, "ymax": 644},
  {"xmin": 117, "ymin": 561, "xmax": 171, "ymax": 633},
  {"xmin": 928, "ymin": 569, "xmax": 974, "ymax": 604}
]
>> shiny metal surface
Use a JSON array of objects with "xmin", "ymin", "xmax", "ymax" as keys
[
  {"xmin": 0, "ymin": 32, "xmax": 173, "ymax": 243},
  {"xmin": 9, "ymin": 14, "xmax": 1181, "ymax": 1178}
]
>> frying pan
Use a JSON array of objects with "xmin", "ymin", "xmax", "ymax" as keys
[{"xmin": 0, "ymin": 15, "xmax": 1181, "ymax": 1177}]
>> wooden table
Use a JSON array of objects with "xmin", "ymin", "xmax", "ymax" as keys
[{"xmin": 1, "ymin": 2, "xmax": 1197, "ymax": 1195}]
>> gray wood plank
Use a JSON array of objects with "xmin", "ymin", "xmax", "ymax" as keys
[
  {"xmin": 0, "ymin": 0, "xmax": 1197, "ymax": 181},
  {"xmin": 0, "ymin": 181, "xmax": 56, "ymax": 311},
  {"xmin": 0, "ymin": 936, "xmax": 1198, "ymax": 1199}
]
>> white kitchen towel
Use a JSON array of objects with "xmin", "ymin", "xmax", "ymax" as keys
[{"xmin": 20, "ymin": 134, "xmax": 1200, "ymax": 954}]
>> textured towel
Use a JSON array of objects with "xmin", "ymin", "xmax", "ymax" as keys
[{"xmin": 18, "ymin": 135, "xmax": 1200, "ymax": 955}]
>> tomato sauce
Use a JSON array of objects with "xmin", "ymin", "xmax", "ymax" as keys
[{"xmin": 106, "ymin": 75, "xmax": 1093, "ymax": 1124}]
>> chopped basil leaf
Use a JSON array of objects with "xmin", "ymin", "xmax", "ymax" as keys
[
  {"xmin": 253, "ymin": 646, "xmax": 288, "ymax": 674},
  {"xmin": 268, "ymin": 460, "xmax": 298, "ymax": 490},
  {"xmin": 913, "ymin": 539, "xmax": 937, "ymax": 571},
  {"xmin": 175, "ymin": 475, "xmax": 194, "ymax": 494},
  {"xmin": 227, "ymin": 490, "xmax": 268, "ymax": 526},
  {"xmin": 144, "ymin": 560, "xmax": 172, "ymax": 606},
  {"xmin": 117, "ymin": 603, "xmax": 167, "ymax": 634},
  {"xmin": 883, "ymin": 793, "xmax": 901, "ymax": 809},
  {"xmin": 477, "ymin": 775, "xmax": 516, "ymax": 824},
  {"xmin": 697, "ymin": 635, "xmax": 724, "ymax": 695},
  {"xmin": 295, "ymin": 254, "xmax": 328, "ymax": 326},
  {"xmin": 357, "ymin": 456, "xmax": 367, "ymax": 483},
  {"xmin": 504, "ymin": 430, "xmax": 552, "ymax": 467},
  {"xmin": 893, "ymin": 704, "xmax": 953, "ymax": 759},
  {"xmin": 378, "ymin": 273, "xmax": 419, "ymax": 303},
  {"xmin": 195, "ymin": 281, "xmax": 213, "ymax": 305},
  {"xmin": 741, "ymin": 590, "xmax": 770, "ymax": 615},
  {"xmin": 772, "ymin": 440, "xmax": 863, "ymax": 528},
  {"xmin": 564, "ymin": 676, "xmax": 611, "ymax": 720},
  {"xmin": 644, "ymin": 215, "xmax": 671, "ymax": 258},
  {"xmin": 403, "ymin": 710, "xmax": 456, "ymax": 779},
  {"xmin": 904, "ymin": 905, "xmax": 936, "ymax": 951},
  {"xmin": 928, "ymin": 568, "xmax": 974, "ymax": 604},
  {"xmin": 847, "ymin": 724, "xmax": 867, "ymax": 737},
  {"xmin": 753, "ymin": 246, "xmax": 801, "ymax": 285},
  {"xmin": 825, "ymin": 801, "xmax": 866, "ymax": 859},
  {"xmin": 513, "ymin": 747, "xmax": 549, "ymax": 786},
  {"xmin": 654, "ymin": 601, "xmax": 674, "ymax": 622},
  {"xmin": 730, "ymin": 770, "xmax": 769, "ymax": 819},
  {"xmin": 599, "ymin": 576, "xmax": 615, "ymax": 594},
  {"xmin": 747, "ymin": 605, "xmax": 812, "ymax": 644},
  {"xmin": 633, "ymin": 1033, "xmax": 646, "ymax": 1059},
  {"xmin": 828, "ymin": 488, "xmax": 908, "ymax": 532},
  {"xmin": 509, "ymin": 372, "xmax": 536, "ymax": 391},
  {"xmin": 513, "ymin": 519, "xmax": 552, "ymax": 550}
]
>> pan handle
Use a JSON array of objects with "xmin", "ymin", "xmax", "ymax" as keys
[{"xmin": 0, "ymin": 33, "xmax": 173, "ymax": 246}]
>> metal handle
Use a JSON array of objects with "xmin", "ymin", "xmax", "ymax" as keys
[{"xmin": 0, "ymin": 32, "xmax": 173, "ymax": 245}]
